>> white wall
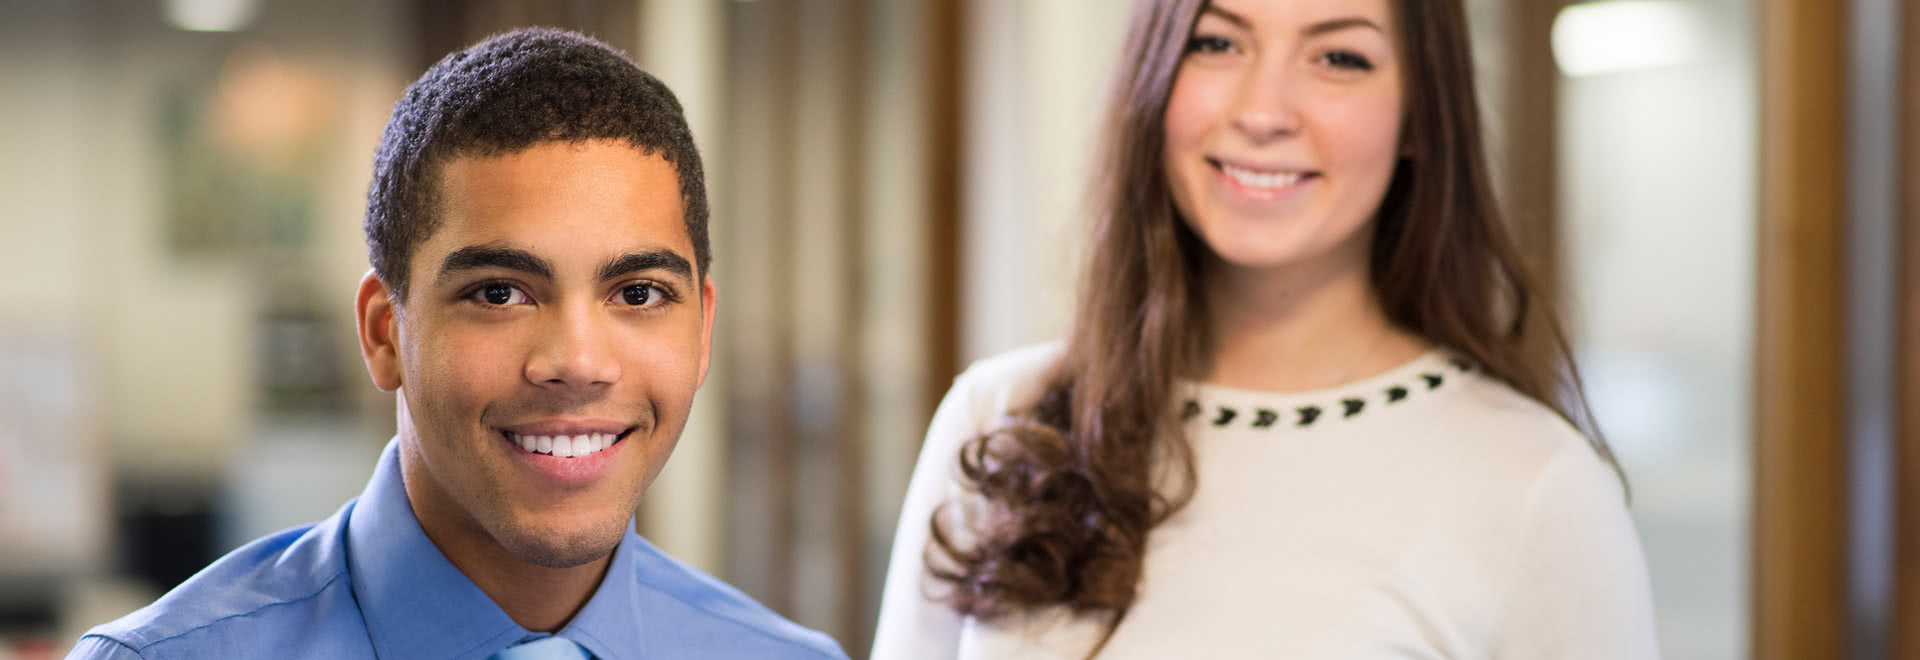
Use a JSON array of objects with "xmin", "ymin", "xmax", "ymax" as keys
[
  {"xmin": 1558, "ymin": 1, "xmax": 1756, "ymax": 657},
  {"xmin": 633, "ymin": 0, "xmax": 730, "ymax": 579},
  {"xmin": 960, "ymin": 0, "xmax": 1131, "ymax": 363}
]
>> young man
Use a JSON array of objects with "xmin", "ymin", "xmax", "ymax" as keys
[{"xmin": 71, "ymin": 28, "xmax": 846, "ymax": 660}]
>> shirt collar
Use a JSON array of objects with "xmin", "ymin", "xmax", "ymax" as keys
[
  {"xmin": 346, "ymin": 438, "xmax": 526, "ymax": 660},
  {"xmin": 555, "ymin": 521, "xmax": 649, "ymax": 660},
  {"xmin": 345, "ymin": 438, "xmax": 650, "ymax": 660}
]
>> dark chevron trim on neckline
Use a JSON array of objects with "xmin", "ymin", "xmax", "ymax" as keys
[{"xmin": 1181, "ymin": 357, "xmax": 1472, "ymax": 432}]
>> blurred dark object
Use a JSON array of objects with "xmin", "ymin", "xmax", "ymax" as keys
[
  {"xmin": 0, "ymin": 578, "xmax": 57, "ymax": 640},
  {"xmin": 113, "ymin": 479, "xmax": 219, "ymax": 594}
]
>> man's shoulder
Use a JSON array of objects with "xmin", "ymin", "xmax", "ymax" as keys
[
  {"xmin": 74, "ymin": 504, "xmax": 367, "ymax": 658},
  {"xmin": 622, "ymin": 537, "xmax": 848, "ymax": 659}
]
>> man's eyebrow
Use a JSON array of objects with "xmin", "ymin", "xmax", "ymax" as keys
[
  {"xmin": 597, "ymin": 249, "xmax": 694, "ymax": 282},
  {"xmin": 436, "ymin": 245, "xmax": 553, "ymax": 284},
  {"xmin": 1304, "ymin": 16, "xmax": 1386, "ymax": 38}
]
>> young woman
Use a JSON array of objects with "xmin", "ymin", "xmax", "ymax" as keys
[{"xmin": 871, "ymin": 0, "xmax": 1658, "ymax": 658}]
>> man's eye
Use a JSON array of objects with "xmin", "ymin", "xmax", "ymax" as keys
[
  {"xmin": 474, "ymin": 283, "xmax": 530, "ymax": 306},
  {"xmin": 619, "ymin": 284, "xmax": 663, "ymax": 307}
]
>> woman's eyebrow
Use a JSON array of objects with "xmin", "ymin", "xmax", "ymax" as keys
[
  {"xmin": 1200, "ymin": 5, "xmax": 1252, "ymax": 30},
  {"xmin": 1303, "ymin": 16, "xmax": 1386, "ymax": 38},
  {"xmin": 1197, "ymin": 8, "xmax": 1385, "ymax": 38}
]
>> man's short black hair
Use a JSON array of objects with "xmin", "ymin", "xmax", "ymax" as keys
[{"xmin": 365, "ymin": 27, "xmax": 709, "ymax": 301}]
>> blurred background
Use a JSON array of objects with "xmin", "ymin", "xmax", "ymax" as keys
[{"xmin": 0, "ymin": 0, "xmax": 1912, "ymax": 659}]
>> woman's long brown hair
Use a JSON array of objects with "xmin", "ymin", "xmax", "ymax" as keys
[{"xmin": 927, "ymin": 0, "xmax": 1620, "ymax": 650}]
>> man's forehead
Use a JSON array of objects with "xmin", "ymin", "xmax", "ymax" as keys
[
  {"xmin": 416, "ymin": 141, "xmax": 693, "ymax": 277},
  {"xmin": 432, "ymin": 142, "xmax": 684, "ymax": 218}
]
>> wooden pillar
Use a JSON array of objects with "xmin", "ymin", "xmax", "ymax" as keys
[
  {"xmin": 1502, "ymin": 0, "xmax": 1563, "ymax": 298},
  {"xmin": 833, "ymin": 0, "xmax": 872, "ymax": 647},
  {"xmin": 923, "ymin": 0, "xmax": 965, "ymax": 414},
  {"xmin": 763, "ymin": 0, "xmax": 803, "ymax": 617},
  {"xmin": 1895, "ymin": 0, "xmax": 1920, "ymax": 656},
  {"xmin": 1753, "ymin": 0, "xmax": 1851, "ymax": 658}
]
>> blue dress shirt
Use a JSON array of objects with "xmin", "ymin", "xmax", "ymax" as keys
[{"xmin": 70, "ymin": 439, "xmax": 847, "ymax": 660}]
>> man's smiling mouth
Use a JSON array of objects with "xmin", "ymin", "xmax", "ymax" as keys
[{"xmin": 499, "ymin": 428, "xmax": 634, "ymax": 458}]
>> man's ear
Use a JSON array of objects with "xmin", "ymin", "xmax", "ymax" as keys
[
  {"xmin": 356, "ymin": 270, "xmax": 404, "ymax": 392},
  {"xmin": 695, "ymin": 274, "xmax": 717, "ymax": 389}
]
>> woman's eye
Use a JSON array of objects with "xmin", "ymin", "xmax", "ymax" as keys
[
  {"xmin": 1185, "ymin": 35, "xmax": 1234, "ymax": 55},
  {"xmin": 1320, "ymin": 50, "xmax": 1374, "ymax": 71},
  {"xmin": 474, "ymin": 283, "xmax": 530, "ymax": 306},
  {"xmin": 618, "ymin": 284, "xmax": 664, "ymax": 307}
]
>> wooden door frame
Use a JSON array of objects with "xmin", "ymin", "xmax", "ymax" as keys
[
  {"xmin": 1754, "ymin": 0, "xmax": 1852, "ymax": 658},
  {"xmin": 1896, "ymin": 0, "xmax": 1919, "ymax": 655},
  {"xmin": 1504, "ymin": 0, "xmax": 1564, "ymax": 297},
  {"xmin": 923, "ymin": 0, "xmax": 965, "ymax": 414},
  {"xmin": 833, "ymin": 0, "xmax": 872, "ymax": 647}
]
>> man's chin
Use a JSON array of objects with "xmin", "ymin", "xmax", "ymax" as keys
[{"xmin": 493, "ymin": 519, "xmax": 627, "ymax": 569}]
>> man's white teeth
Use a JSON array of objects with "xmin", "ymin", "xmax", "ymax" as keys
[
  {"xmin": 1221, "ymin": 163, "xmax": 1305, "ymax": 189},
  {"xmin": 513, "ymin": 433, "xmax": 617, "ymax": 458}
]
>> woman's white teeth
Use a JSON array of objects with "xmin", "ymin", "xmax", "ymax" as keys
[
  {"xmin": 1221, "ymin": 163, "xmax": 1304, "ymax": 189},
  {"xmin": 513, "ymin": 433, "xmax": 616, "ymax": 458}
]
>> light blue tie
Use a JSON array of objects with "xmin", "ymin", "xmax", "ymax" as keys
[{"xmin": 487, "ymin": 636, "xmax": 594, "ymax": 660}]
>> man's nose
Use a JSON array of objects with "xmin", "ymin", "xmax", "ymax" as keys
[{"xmin": 523, "ymin": 304, "xmax": 621, "ymax": 389}]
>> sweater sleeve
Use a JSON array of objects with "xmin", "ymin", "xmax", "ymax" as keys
[
  {"xmin": 869, "ymin": 367, "xmax": 986, "ymax": 660},
  {"xmin": 1490, "ymin": 445, "xmax": 1662, "ymax": 660}
]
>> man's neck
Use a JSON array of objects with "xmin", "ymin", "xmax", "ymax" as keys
[{"xmin": 434, "ymin": 529, "xmax": 614, "ymax": 633}]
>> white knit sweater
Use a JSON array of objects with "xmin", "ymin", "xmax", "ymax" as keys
[{"xmin": 872, "ymin": 344, "xmax": 1659, "ymax": 659}]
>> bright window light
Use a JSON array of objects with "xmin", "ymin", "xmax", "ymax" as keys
[
  {"xmin": 164, "ymin": 0, "xmax": 261, "ymax": 32},
  {"xmin": 1551, "ymin": 0, "xmax": 1702, "ymax": 77}
]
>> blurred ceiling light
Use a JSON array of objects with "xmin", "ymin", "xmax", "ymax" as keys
[
  {"xmin": 164, "ymin": 0, "xmax": 261, "ymax": 32},
  {"xmin": 1551, "ymin": 0, "xmax": 1702, "ymax": 77}
]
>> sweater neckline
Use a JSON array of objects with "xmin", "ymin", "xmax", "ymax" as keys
[{"xmin": 1175, "ymin": 350, "xmax": 1474, "ymax": 431}]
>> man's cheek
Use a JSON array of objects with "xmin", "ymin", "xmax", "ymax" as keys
[
  {"xmin": 632, "ymin": 338, "xmax": 700, "ymax": 388},
  {"xmin": 437, "ymin": 331, "xmax": 520, "ymax": 372}
]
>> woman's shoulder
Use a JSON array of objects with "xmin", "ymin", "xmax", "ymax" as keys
[
  {"xmin": 1422, "ymin": 367, "xmax": 1590, "ymax": 455},
  {"xmin": 947, "ymin": 342, "xmax": 1065, "ymax": 410},
  {"xmin": 957, "ymin": 342, "xmax": 1064, "ymax": 388},
  {"xmin": 1407, "ymin": 367, "xmax": 1625, "ymax": 505},
  {"xmin": 921, "ymin": 343, "xmax": 1064, "ymax": 453}
]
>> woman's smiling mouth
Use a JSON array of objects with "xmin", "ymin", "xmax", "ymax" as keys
[{"xmin": 1207, "ymin": 157, "xmax": 1321, "ymax": 205}]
